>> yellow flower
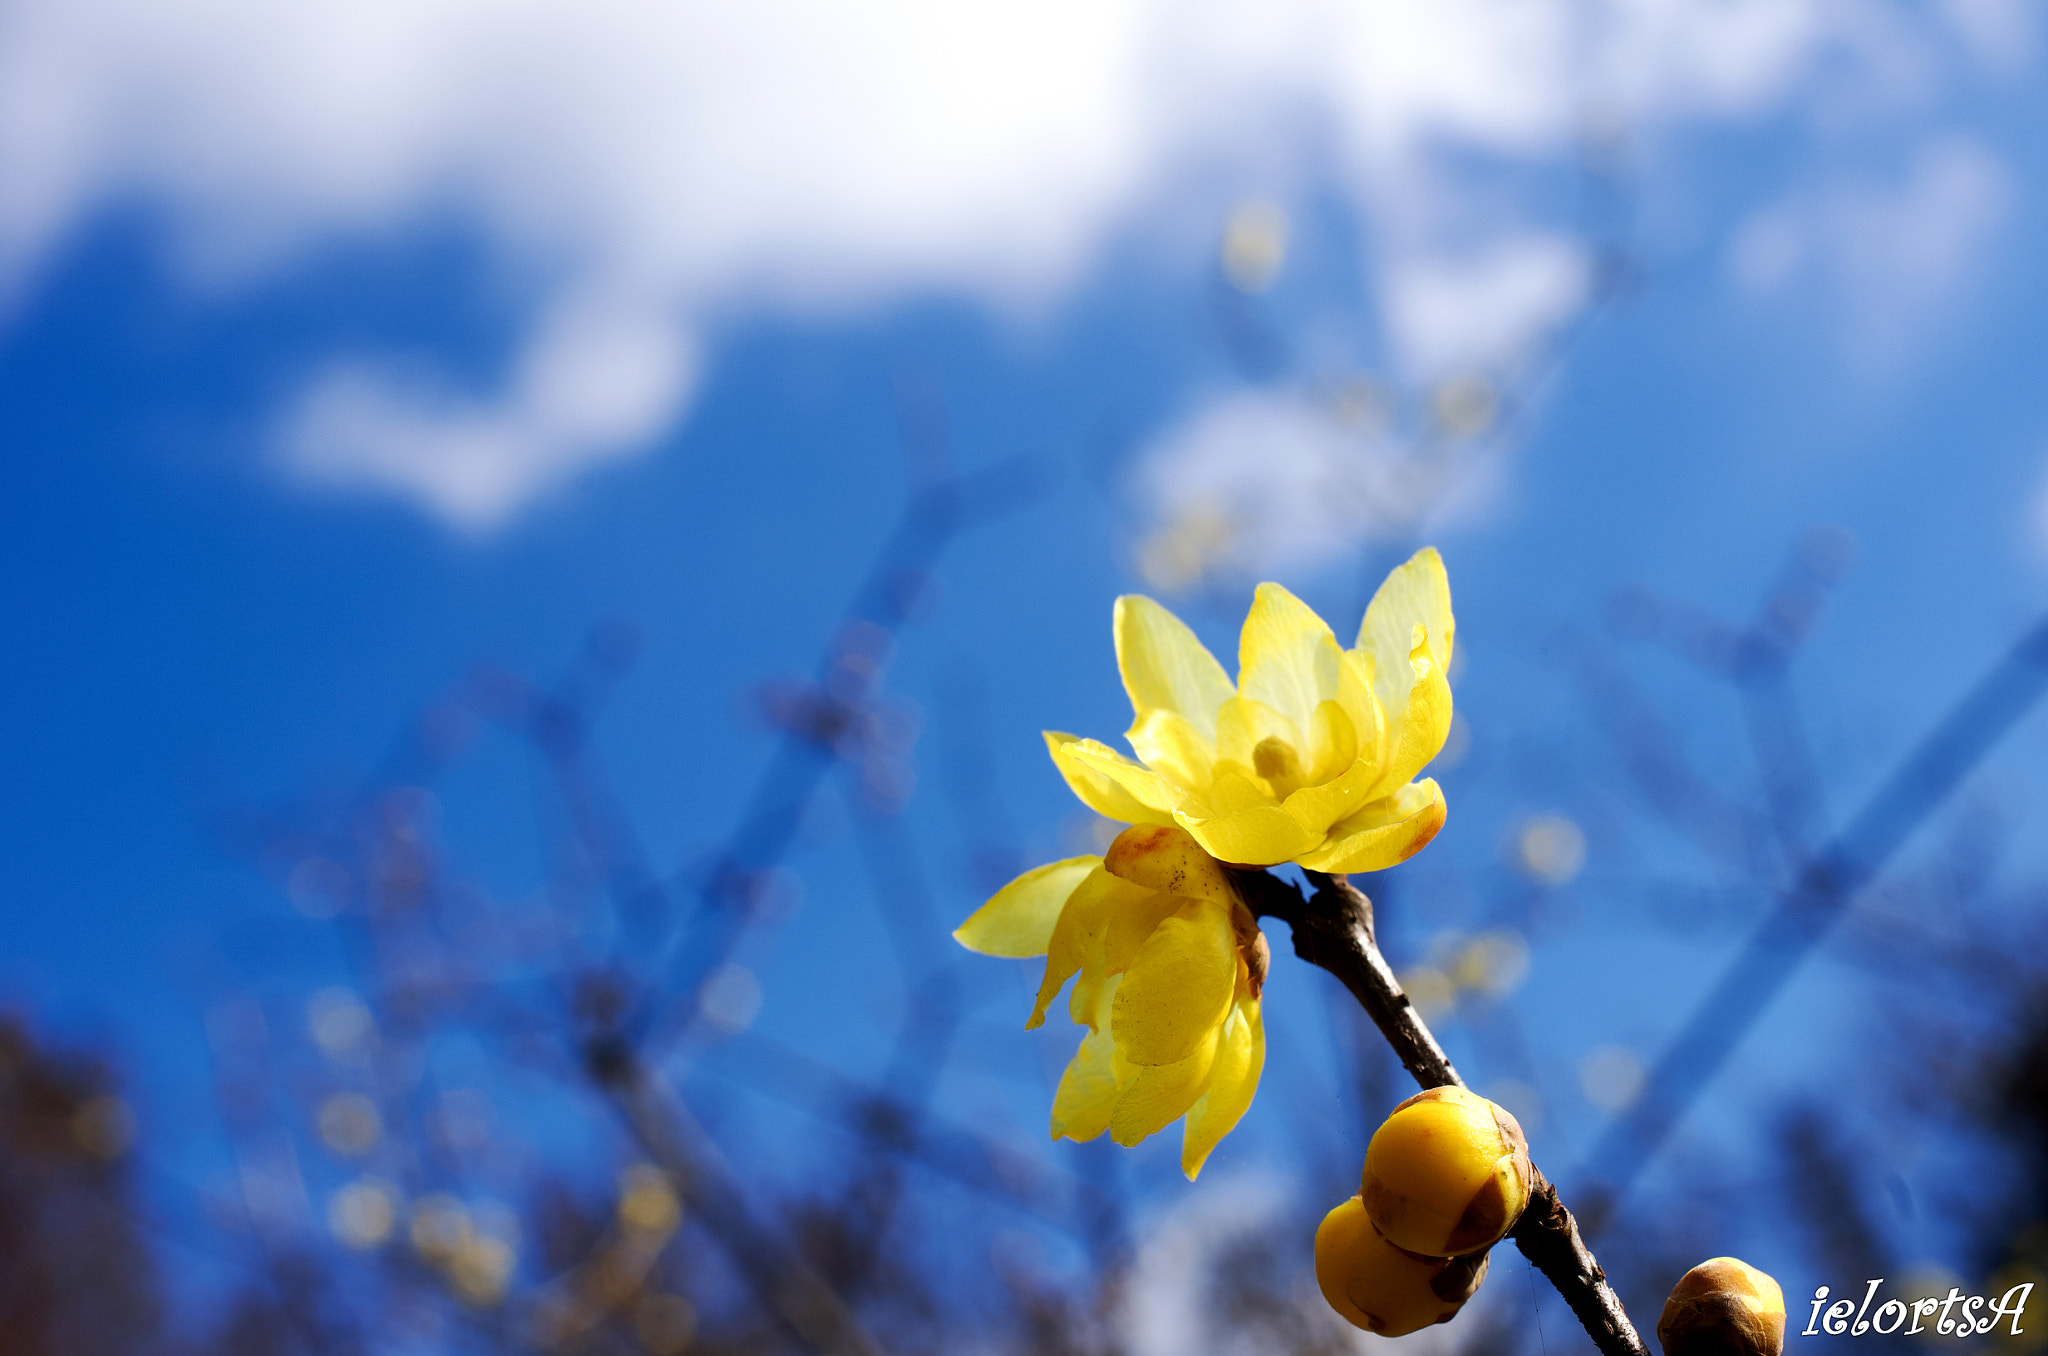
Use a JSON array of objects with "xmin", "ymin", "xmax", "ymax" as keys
[
  {"xmin": 953, "ymin": 823, "xmax": 1266, "ymax": 1179},
  {"xmin": 1045, "ymin": 547, "xmax": 1455, "ymax": 871}
]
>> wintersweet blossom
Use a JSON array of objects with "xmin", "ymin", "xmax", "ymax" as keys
[
  {"xmin": 1046, "ymin": 548, "xmax": 1455, "ymax": 872},
  {"xmin": 953, "ymin": 823, "xmax": 1266, "ymax": 1179}
]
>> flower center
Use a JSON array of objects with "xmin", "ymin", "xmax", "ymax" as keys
[{"xmin": 1252, "ymin": 735, "xmax": 1304, "ymax": 800}]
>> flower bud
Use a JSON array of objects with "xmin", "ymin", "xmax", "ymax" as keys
[
  {"xmin": 1657, "ymin": 1257, "xmax": 1785, "ymax": 1356},
  {"xmin": 1315, "ymin": 1195, "xmax": 1489, "ymax": 1336},
  {"xmin": 1360, "ymin": 1085, "xmax": 1532, "ymax": 1257}
]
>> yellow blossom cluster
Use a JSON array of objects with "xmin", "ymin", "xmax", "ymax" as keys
[
  {"xmin": 1046, "ymin": 547, "xmax": 1454, "ymax": 872},
  {"xmin": 955, "ymin": 823, "xmax": 1264, "ymax": 1178},
  {"xmin": 955, "ymin": 551, "xmax": 1457, "ymax": 1176}
]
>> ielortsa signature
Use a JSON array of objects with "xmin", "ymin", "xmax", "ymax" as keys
[{"xmin": 1803, "ymin": 1280, "xmax": 2033, "ymax": 1338}]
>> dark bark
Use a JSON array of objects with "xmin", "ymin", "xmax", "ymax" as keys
[{"xmin": 1233, "ymin": 867, "xmax": 1652, "ymax": 1356}]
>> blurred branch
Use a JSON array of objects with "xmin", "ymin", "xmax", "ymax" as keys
[
  {"xmin": 1563, "ymin": 630, "xmax": 1770, "ymax": 874},
  {"xmin": 1581, "ymin": 613, "xmax": 2048, "ymax": 1206},
  {"xmin": 695, "ymin": 1030, "xmax": 1122, "ymax": 1241},
  {"xmin": 1608, "ymin": 532, "xmax": 1850, "ymax": 873},
  {"xmin": 1235, "ymin": 868, "xmax": 1650, "ymax": 1356},
  {"xmin": 594, "ymin": 1048, "xmax": 892, "ymax": 1356},
  {"xmin": 645, "ymin": 456, "xmax": 1046, "ymax": 1055},
  {"xmin": 471, "ymin": 460, "xmax": 1105, "ymax": 1342}
]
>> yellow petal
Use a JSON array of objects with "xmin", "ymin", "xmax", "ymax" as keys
[
  {"xmin": 1029, "ymin": 865, "xmax": 1153, "ymax": 1028},
  {"xmin": 1305, "ymin": 698, "xmax": 1359, "ymax": 786},
  {"xmin": 1296, "ymin": 779, "xmax": 1447, "ymax": 874},
  {"xmin": 1102, "ymin": 822, "xmax": 1241, "ymax": 910},
  {"xmin": 1358, "ymin": 547, "xmax": 1454, "ymax": 677},
  {"xmin": 1180, "ymin": 998, "xmax": 1265, "ymax": 1179},
  {"xmin": 953, "ymin": 856, "xmax": 1098, "ymax": 958},
  {"xmin": 1051, "ymin": 1025, "xmax": 1122, "ymax": 1141},
  {"xmin": 1278, "ymin": 753, "xmax": 1377, "ymax": 842},
  {"xmin": 1200, "ymin": 762, "xmax": 1281, "ymax": 816},
  {"xmin": 1046, "ymin": 732, "xmax": 1177, "ymax": 825},
  {"xmin": 1093, "ymin": 888, "xmax": 1184, "ymax": 1016},
  {"xmin": 1214, "ymin": 695, "xmax": 1302, "ymax": 772},
  {"xmin": 1338, "ymin": 649, "xmax": 1386, "ymax": 785},
  {"xmin": 1051, "ymin": 977, "xmax": 1130, "ymax": 1142},
  {"xmin": 1110, "ymin": 1025, "xmax": 1221, "ymax": 1147},
  {"xmin": 1357, "ymin": 547, "xmax": 1454, "ymax": 727},
  {"xmin": 1073, "ymin": 877, "xmax": 1181, "ymax": 1029},
  {"xmin": 1060, "ymin": 737, "xmax": 1186, "ymax": 817},
  {"xmin": 1367, "ymin": 628, "xmax": 1452, "ymax": 799},
  {"xmin": 1176, "ymin": 801, "xmax": 1319, "ymax": 867},
  {"xmin": 1111, "ymin": 901, "xmax": 1237, "ymax": 1066},
  {"xmin": 1216, "ymin": 694, "xmax": 1328, "ymax": 801},
  {"xmin": 1114, "ymin": 594, "xmax": 1237, "ymax": 732},
  {"xmin": 1237, "ymin": 583, "xmax": 1345, "ymax": 735},
  {"xmin": 1125, "ymin": 708, "xmax": 1216, "ymax": 794}
]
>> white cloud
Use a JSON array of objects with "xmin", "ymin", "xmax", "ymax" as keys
[
  {"xmin": 1130, "ymin": 3, "xmax": 2019, "ymax": 584},
  {"xmin": 1116, "ymin": 1175, "xmax": 1368, "ymax": 1356},
  {"xmin": 1940, "ymin": 0, "xmax": 2037, "ymax": 76},
  {"xmin": 0, "ymin": 0, "xmax": 2012, "ymax": 528},
  {"xmin": 1119, "ymin": 1176, "xmax": 1292, "ymax": 1356},
  {"xmin": 2031, "ymin": 447, "xmax": 2048, "ymax": 558},
  {"xmin": 0, "ymin": 0, "xmax": 1168, "ymax": 524},
  {"xmin": 1728, "ymin": 135, "xmax": 2009, "ymax": 371},
  {"xmin": 1114, "ymin": 1172, "xmax": 1513, "ymax": 1355},
  {"xmin": 286, "ymin": 289, "xmax": 697, "ymax": 530},
  {"xmin": 1382, "ymin": 236, "xmax": 1590, "ymax": 380},
  {"xmin": 1132, "ymin": 385, "xmax": 1505, "ymax": 586}
]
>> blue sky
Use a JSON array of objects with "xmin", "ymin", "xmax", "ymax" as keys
[{"xmin": 4, "ymin": 0, "xmax": 2048, "ymax": 1334}]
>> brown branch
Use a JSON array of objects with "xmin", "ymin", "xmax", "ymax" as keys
[
  {"xmin": 593, "ymin": 1047, "xmax": 892, "ymax": 1356},
  {"xmin": 1233, "ymin": 868, "xmax": 1650, "ymax": 1356}
]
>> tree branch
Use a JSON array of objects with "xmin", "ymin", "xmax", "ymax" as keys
[
  {"xmin": 1233, "ymin": 868, "xmax": 1650, "ymax": 1356},
  {"xmin": 592, "ymin": 1046, "xmax": 892, "ymax": 1356}
]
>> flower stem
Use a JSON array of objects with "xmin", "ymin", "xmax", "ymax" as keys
[{"xmin": 1232, "ymin": 867, "xmax": 1650, "ymax": 1356}]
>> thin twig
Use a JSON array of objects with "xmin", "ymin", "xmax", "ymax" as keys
[
  {"xmin": 1233, "ymin": 868, "xmax": 1650, "ymax": 1356},
  {"xmin": 594, "ymin": 1047, "xmax": 892, "ymax": 1356},
  {"xmin": 643, "ymin": 457, "xmax": 1044, "ymax": 1056},
  {"xmin": 1582, "ymin": 614, "xmax": 2048, "ymax": 1204}
]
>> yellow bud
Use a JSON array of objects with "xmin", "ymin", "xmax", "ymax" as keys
[
  {"xmin": 1657, "ymin": 1257, "xmax": 1785, "ymax": 1356},
  {"xmin": 1360, "ymin": 1085, "xmax": 1532, "ymax": 1257},
  {"xmin": 1315, "ymin": 1195, "xmax": 1488, "ymax": 1336}
]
